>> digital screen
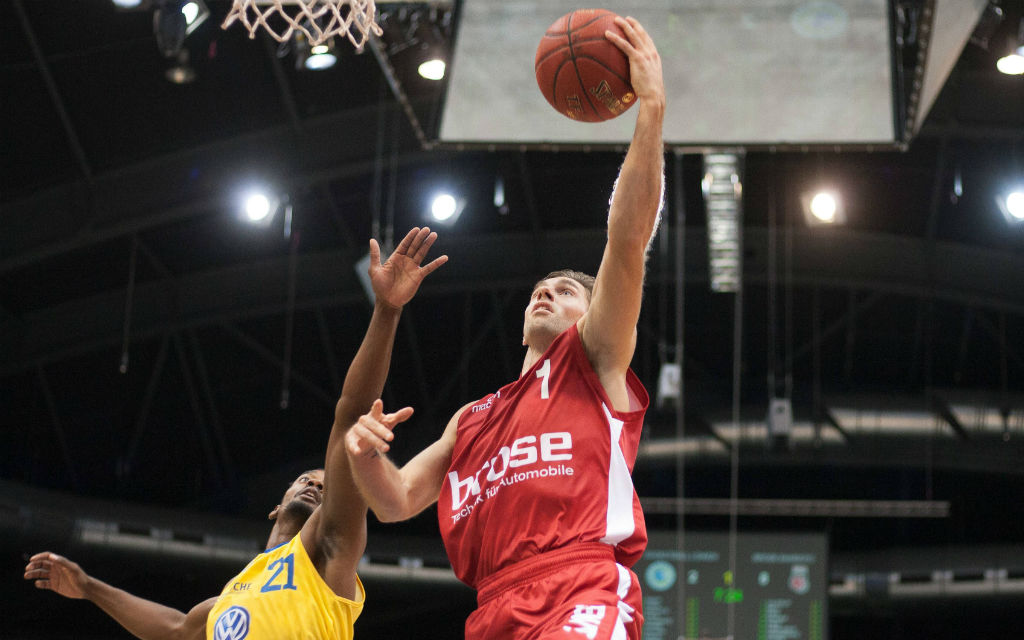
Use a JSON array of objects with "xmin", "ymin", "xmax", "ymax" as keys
[
  {"xmin": 636, "ymin": 531, "xmax": 829, "ymax": 640},
  {"xmin": 440, "ymin": 0, "xmax": 895, "ymax": 146}
]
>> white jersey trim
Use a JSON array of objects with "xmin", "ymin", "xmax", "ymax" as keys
[{"xmin": 600, "ymin": 403, "xmax": 636, "ymax": 547}]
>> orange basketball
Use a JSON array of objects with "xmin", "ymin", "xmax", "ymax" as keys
[{"xmin": 534, "ymin": 9, "xmax": 635, "ymax": 123}]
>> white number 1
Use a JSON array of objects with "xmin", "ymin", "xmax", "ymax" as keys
[{"xmin": 536, "ymin": 359, "xmax": 551, "ymax": 399}]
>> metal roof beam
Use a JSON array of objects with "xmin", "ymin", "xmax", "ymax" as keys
[
  {"xmin": 13, "ymin": 0, "xmax": 93, "ymax": 184},
  {"xmin": 0, "ymin": 105, "xmax": 438, "ymax": 274},
  {"xmin": 7, "ymin": 230, "xmax": 1024, "ymax": 376}
]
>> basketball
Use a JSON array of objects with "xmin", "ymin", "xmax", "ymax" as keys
[{"xmin": 534, "ymin": 9, "xmax": 635, "ymax": 123}]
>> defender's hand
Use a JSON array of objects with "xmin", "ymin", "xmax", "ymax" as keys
[
  {"xmin": 369, "ymin": 227, "xmax": 448, "ymax": 310},
  {"xmin": 345, "ymin": 399, "xmax": 415, "ymax": 457},
  {"xmin": 24, "ymin": 552, "xmax": 89, "ymax": 599}
]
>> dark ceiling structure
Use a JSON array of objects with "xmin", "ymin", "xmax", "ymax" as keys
[{"xmin": 2, "ymin": 1, "xmax": 1024, "ymax": 638}]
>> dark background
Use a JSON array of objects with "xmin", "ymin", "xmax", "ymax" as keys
[{"xmin": 2, "ymin": 1, "xmax": 1023, "ymax": 638}]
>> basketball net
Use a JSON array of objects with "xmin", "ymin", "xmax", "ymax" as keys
[{"xmin": 222, "ymin": 0, "xmax": 383, "ymax": 49}]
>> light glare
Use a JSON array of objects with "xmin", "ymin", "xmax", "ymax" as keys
[
  {"xmin": 245, "ymin": 193, "xmax": 272, "ymax": 221},
  {"xmin": 305, "ymin": 52, "xmax": 337, "ymax": 70},
  {"xmin": 1007, "ymin": 191, "xmax": 1024, "ymax": 220},
  {"xmin": 182, "ymin": 2, "xmax": 200, "ymax": 24},
  {"xmin": 996, "ymin": 47, "xmax": 1024, "ymax": 75},
  {"xmin": 431, "ymin": 194, "xmax": 457, "ymax": 221},
  {"xmin": 112, "ymin": 0, "xmax": 143, "ymax": 7},
  {"xmin": 165, "ymin": 65, "xmax": 196, "ymax": 84},
  {"xmin": 418, "ymin": 59, "xmax": 446, "ymax": 80},
  {"xmin": 809, "ymin": 192, "xmax": 838, "ymax": 223}
]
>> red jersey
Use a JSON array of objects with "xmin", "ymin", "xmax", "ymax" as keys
[{"xmin": 438, "ymin": 323, "xmax": 649, "ymax": 589}]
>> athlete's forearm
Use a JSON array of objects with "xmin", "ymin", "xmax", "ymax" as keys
[
  {"xmin": 348, "ymin": 451, "xmax": 416, "ymax": 522},
  {"xmin": 348, "ymin": 428, "xmax": 451, "ymax": 523},
  {"xmin": 81, "ymin": 576, "xmax": 193, "ymax": 640},
  {"xmin": 321, "ymin": 302, "xmax": 406, "ymax": 540},
  {"xmin": 608, "ymin": 99, "xmax": 665, "ymax": 252},
  {"xmin": 334, "ymin": 301, "xmax": 402, "ymax": 427}
]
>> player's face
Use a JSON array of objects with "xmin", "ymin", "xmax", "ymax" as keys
[
  {"xmin": 281, "ymin": 470, "xmax": 325, "ymax": 511},
  {"xmin": 522, "ymin": 277, "xmax": 590, "ymax": 342}
]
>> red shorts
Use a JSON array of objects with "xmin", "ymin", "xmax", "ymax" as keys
[{"xmin": 466, "ymin": 543, "xmax": 644, "ymax": 640}]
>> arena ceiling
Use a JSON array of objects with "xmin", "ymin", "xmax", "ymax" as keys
[{"xmin": 2, "ymin": 1, "xmax": 1024, "ymax": 638}]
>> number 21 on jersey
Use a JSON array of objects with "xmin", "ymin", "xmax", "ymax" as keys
[
  {"xmin": 535, "ymin": 359, "xmax": 551, "ymax": 399},
  {"xmin": 260, "ymin": 554, "xmax": 297, "ymax": 592}
]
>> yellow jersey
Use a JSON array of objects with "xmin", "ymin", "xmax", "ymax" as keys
[{"xmin": 207, "ymin": 534, "xmax": 364, "ymax": 640}]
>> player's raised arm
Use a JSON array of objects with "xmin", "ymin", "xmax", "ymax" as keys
[
  {"xmin": 23, "ymin": 552, "xmax": 215, "ymax": 640},
  {"xmin": 579, "ymin": 16, "xmax": 665, "ymax": 379},
  {"xmin": 314, "ymin": 228, "xmax": 447, "ymax": 558}
]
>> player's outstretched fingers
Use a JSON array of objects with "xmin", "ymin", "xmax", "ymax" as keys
[
  {"xmin": 382, "ymin": 406, "xmax": 415, "ymax": 427},
  {"xmin": 419, "ymin": 253, "xmax": 448, "ymax": 277},
  {"xmin": 368, "ymin": 237, "xmax": 382, "ymax": 268},
  {"xmin": 24, "ymin": 553, "xmax": 86, "ymax": 598},
  {"xmin": 393, "ymin": 227, "xmax": 420, "ymax": 258},
  {"xmin": 404, "ymin": 226, "xmax": 430, "ymax": 261},
  {"xmin": 347, "ymin": 400, "xmax": 402, "ymax": 456},
  {"xmin": 23, "ymin": 556, "xmax": 44, "ymax": 581},
  {"xmin": 412, "ymin": 229, "xmax": 437, "ymax": 264}
]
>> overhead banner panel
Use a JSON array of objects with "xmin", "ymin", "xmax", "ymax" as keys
[{"xmin": 440, "ymin": 0, "xmax": 895, "ymax": 146}]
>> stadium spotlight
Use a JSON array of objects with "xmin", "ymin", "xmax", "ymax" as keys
[
  {"xmin": 997, "ymin": 45, "xmax": 1024, "ymax": 74},
  {"xmin": 801, "ymin": 189, "xmax": 845, "ymax": 226},
  {"xmin": 996, "ymin": 188, "xmax": 1024, "ymax": 223},
  {"xmin": 238, "ymin": 187, "xmax": 282, "ymax": 227},
  {"xmin": 997, "ymin": 19, "xmax": 1024, "ymax": 75},
  {"xmin": 245, "ymin": 193, "xmax": 274, "ymax": 222},
  {"xmin": 153, "ymin": 0, "xmax": 209, "ymax": 58},
  {"xmin": 418, "ymin": 58, "xmax": 446, "ymax": 80},
  {"xmin": 180, "ymin": 1, "xmax": 209, "ymax": 34},
  {"xmin": 290, "ymin": 29, "xmax": 338, "ymax": 71},
  {"xmin": 304, "ymin": 40, "xmax": 338, "ymax": 70},
  {"xmin": 430, "ymin": 192, "xmax": 465, "ymax": 225}
]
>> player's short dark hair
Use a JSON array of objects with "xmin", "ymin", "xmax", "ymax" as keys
[{"xmin": 537, "ymin": 269, "xmax": 595, "ymax": 301}]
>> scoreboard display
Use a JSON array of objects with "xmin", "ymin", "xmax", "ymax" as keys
[{"xmin": 636, "ymin": 531, "xmax": 828, "ymax": 640}]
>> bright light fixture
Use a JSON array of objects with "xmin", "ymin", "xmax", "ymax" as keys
[
  {"xmin": 996, "ymin": 46, "xmax": 1024, "ymax": 75},
  {"xmin": 429, "ymin": 192, "xmax": 465, "ymax": 225},
  {"xmin": 431, "ymin": 194, "xmax": 457, "ymax": 221},
  {"xmin": 112, "ymin": 0, "xmax": 143, "ymax": 7},
  {"xmin": 182, "ymin": 2, "xmax": 200, "ymax": 25},
  {"xmin": 303, "ymin": 40, "xmax": 337, "ymax": 70},
  {"xmin": 304, "ymin": 51, "xmax": 337, "ymax": 70},
  {"xmin": 245, "ymin": 193, "xmax": 274, "ymax": 222},
  {"xmin": 1006, "ymin": 191, "xmax": 1024, "ymax": 220},
  {"xmin": 418, "ymin": 59, "xmax": 446, "ymax": 80},
  {"xmin": 809, "ymin": 192, "xmax": 838, "ymax": 223},
  {"xmin": 995, "ymin": 187, "xmax": 1024, "ymax": 224},
  {"xmin": 801, "ymin": 188, "xmax": 845, "ymax": 226},
  {"xmin": 181, "ymin": 0, "xmax": 209, "ymax": 35}
]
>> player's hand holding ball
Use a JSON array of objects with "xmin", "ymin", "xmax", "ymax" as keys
[{"xmin": 535, "ymin": 10, "xmax": 663, "ymax": 122}]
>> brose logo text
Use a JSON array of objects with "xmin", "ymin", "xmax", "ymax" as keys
[{"xmin": 449, "ymin": 432, "xmax": 572, "ymax": 510}]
